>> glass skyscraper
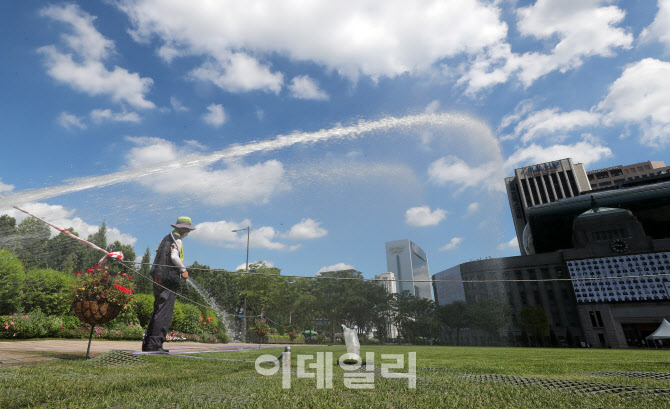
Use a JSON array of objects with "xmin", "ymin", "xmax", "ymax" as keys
[{"xmin": 385, "ymin": 239, "xmax": 431, "ymax": 299}]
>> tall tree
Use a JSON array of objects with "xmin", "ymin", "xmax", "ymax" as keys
[
  {"xmin": 0, "ymin": 215, "xmax": 17, "ymax": 251},
  {"xmin": 519, "ymin": 306, "xmax": 550, "ymax": 347},
  {"xmin": 392, "ymin": 291, "xmax": 438, "ymax": 343},
  {"xmin": 14, "ymin": 217, "xmax": 51, "ymax": 270},
  {"xmin": 135, "ymin": 246, "xmax": 154, "ymax": 294},
  {"xmin": 466, "ymin": 298, "xmax": 511, "ymax": 345},
  {"xmin": 438, "ymin": 301, "xmax": 470, "ymax": 345},
  {"xmin": 46, "ymin": 228, "xmax": 87, "ymax": 273}
]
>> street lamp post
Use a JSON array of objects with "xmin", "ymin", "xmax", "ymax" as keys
[{"xmin": 233, "ymin": 226, "xmax": 250, "ymax": 340}]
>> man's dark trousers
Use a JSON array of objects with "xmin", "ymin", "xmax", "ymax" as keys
[{"xmin": 143, "ymin": 281, "xmax": 176, "ymax": 351}]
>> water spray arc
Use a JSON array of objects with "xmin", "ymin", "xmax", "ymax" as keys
[{"xmin": 0, "ymin": 113, "xmax": 491, "ymax": 208}]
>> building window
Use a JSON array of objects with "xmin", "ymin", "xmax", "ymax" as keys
[
  {"xmin": 589, "ymin": 311, "xmax": 598, "ymax": 327},
  {"xmin": 595, "ymin": 311, "xmax": 605, "ymax": 327}
]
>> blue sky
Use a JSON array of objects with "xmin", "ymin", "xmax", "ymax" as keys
[{"xmin": 2, "ymin": 1, "xmax": 670, "ymax": 281}]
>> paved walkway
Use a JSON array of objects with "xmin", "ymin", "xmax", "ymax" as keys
[{"xmin": 0, "ymin": 340, "xmax": 285, "ymax": 365}]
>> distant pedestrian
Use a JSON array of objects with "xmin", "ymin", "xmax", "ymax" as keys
[{"xmin": 142, "ymin": 216, "xmax": 196, "ymax": 352}]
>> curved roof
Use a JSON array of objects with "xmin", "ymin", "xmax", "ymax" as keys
[{"xmin": 577, "ymin": 207, "xmax": 631, "ymax": 218}]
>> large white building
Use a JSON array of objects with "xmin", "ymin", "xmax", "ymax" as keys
[
  {"xmin": 385, "ymin": 239, "xmax": 432, "ymax": 300},
  {"xmin": 374, "ymin": 272, "xmax": 398, "ymax": 294}
]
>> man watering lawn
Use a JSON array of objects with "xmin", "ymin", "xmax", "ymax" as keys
[{"xmin": 142, "ymin": 216, "xmax": 196, "ymax": 352}]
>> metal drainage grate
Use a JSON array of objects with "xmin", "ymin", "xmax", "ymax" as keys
[
  {"xmin": 466, "ymin": 374, "xmax": 670, "ymax": 397},
  {"xmin": 590, "ymin": 371, "xmax": 670, "ymax": 381},
  {"xmin": 85, "ymin": 350, "xmax": 148, "ymax": 367}
]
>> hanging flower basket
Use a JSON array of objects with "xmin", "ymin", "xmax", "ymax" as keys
[
  {"xmin": 71, "ymin": 265, "xmax": 135, "ymax": 358},
  {"xmin": 72, "ymin": 300, "xmax": 122, "ymax": 326}
]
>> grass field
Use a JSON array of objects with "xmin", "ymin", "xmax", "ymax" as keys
[{"xmin": 1, "ymin": 345, "xmax": 670, "ymax": 408}]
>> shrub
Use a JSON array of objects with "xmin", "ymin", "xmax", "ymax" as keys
[
  {"xmin": 22, "ymin": 269, "xmax": 73, "ymax": 316},
  {"xmin": 135, "ymin": 294, "xmax": 154, "ymax": 327},
  {"xmin": 0, "ymin": 311, "xmax": 78, "ymax": 339},
  {"xmin": 170, "ymin": 301, "xmax": 201, "ymax": 334},
  {"xmin": 0, "ymin": 249, "xmax": 26, "ymax": 315}
]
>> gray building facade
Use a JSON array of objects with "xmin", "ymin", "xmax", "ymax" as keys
[
  {"xmin": 385, "ymin": 239, "xmax": 431, "ymax": 300},
  {"xmin": 434, "ymin": 160, "xmax": 670, "ymax": 348}
]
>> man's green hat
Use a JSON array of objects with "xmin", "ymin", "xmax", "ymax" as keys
[{"xmin": 171, "ymin": 216, "xmax": 196, "ymax": 230}]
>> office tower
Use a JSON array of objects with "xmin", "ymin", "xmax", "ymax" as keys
[{"xmin": 385, "ymin": 239, "xmax": 431, "ymax": 299}]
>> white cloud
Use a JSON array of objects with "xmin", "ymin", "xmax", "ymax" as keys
[
  {"xmin": 317, "ymin": 263, "xmax": 355, "ymax": 274},
  {"xmin": 190, "ymin": 219, "xmax": 299, "ymax": 251},
  {"xmin": 90, "ymin": 109, "xmax": 141, "ymax": 123},
  {"xmin": 597, "ymin": 58, "xmax": 670, "ymax": 147},
  {"xmin": 57, "ymin": 111, "xmax": 87, "ymax": 130},
  {"xmin": 424, "ymin": 100, "xmax": 441, "ymax": 114},
  {"xmin": 498, "ymin": 99, "xmax": 535, "ymax": 133},
  {"xmin": 118, "ymin": 0, "xmax": 507, "ymax": 82},
  {"xmin": 405, "ymin": 205, "xmax": 447, "ymax": 227},
  {"xmin": 189, "ymin": 54, "xmax": 283, "ymax": 94},
  {"xmin": 514, "ymin": 0, "xmax": 632, "ymax": 85},
  {"xmin": 428, "ymin": 156, "xmax": 504, "ymax": 192},
  {"xmin": 466, "ymin": 202, "xmax": 480, "ymax": 215},
  {"xmin": 202, "ymin": 104, "xmax": 226, "ymax": 127},
  {"xmin": 460, "ymin": 0, "xmax": 633, "ymax": 94},
  {"xmin": 288, "ymin": 76, "xmax": 329, "ymax": 100},
  {"xmin": 0, "ymin": 179, "xmax": 14, "ymax": 194},
  {"xmin": 505, "ymin": 137, "xmax": 613, "ymax": 170},
  {"xmin": 639, "ymin": 0, "xmax": 670, "ymax": 51},
  {"xmin": 40, "ymin": 4, "xmax": 114, "ymax": 61},
  {"xmin": 170, "ymin": 96, "xmax": 189, "ymax": 112},
  {"xmin": 38, "ymin": 4, "xmax": 154, "ymax": 109},
  {"xmin": 284, "ymin": 218, "xmax": 327, "ymax": 240},
  {"xmin": 1, "ymin": 202, "xmax": 137, "ymax": 246},
  {"xmin": 512, "ymin": 108, "xmax": 601, "ymax": 144},
  {"xmin": 429, "ymin": 133, "xmax": 612, "ymax": 194},
  {"xmin": 125, "ymin": 137, "xmax": 289, "ymax": 206},
  {"xmin": 497, "ymin": 237, "xmax": 519, "ymax": 251},
  {"xmin": 439, "ymin": 237, "xmax": 463, "ymax": 251}
]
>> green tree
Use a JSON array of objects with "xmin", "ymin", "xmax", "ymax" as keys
[
  {"xmin": 81, "ymin": 222, "xmax": 108, "ymax": 268},
  {"xmin": 45, "ymin": 228, "xmax": 88, "ymax": 273},
  {"xmin": 519, "ymin": 306, "xmax": 550, "ymax": 347},
  {"xmin": 236, "ymin": 261, "xmax": 281, "ymax": 318},
  {"xmin": 313, "ymin": 270, "xmax": 363, "ymax": 341},
  {"xmin": 0, "ymin": 215, "xmax": 17, "ymax": 251},
  {"xmin": 438, "ymin": 301, "xmax": 469, "ymax": 345},
  {"xmin": 0, "ymin": 248, "xmax": 26, "ymax": 314},
  {"xmin": 466, "ymin": 298, "xmax": 511, "ymax": 345},
  {"xmin": 392, "ymin": 291, "xmax": 439, "ymax": 343},
  {"xmin": 14, "ymin": 217, "xmax": 51, "ymax": 270},
  {"xmin": 135, "ymin": 246, "xmax": 154, "ymax": 294}
]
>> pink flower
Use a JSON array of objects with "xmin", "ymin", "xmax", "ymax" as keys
[
  {"xmin": 10, "ymin": 322, "xmax": 14, "ymax": 325},
  {"xmin": 13, "ymin": 333, "xmax": 16, "ymax": 337}
]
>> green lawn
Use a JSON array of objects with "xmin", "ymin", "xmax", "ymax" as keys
[{"xmin": 2, "ymin": 345, "xmax": 669, "ymax": 408}]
